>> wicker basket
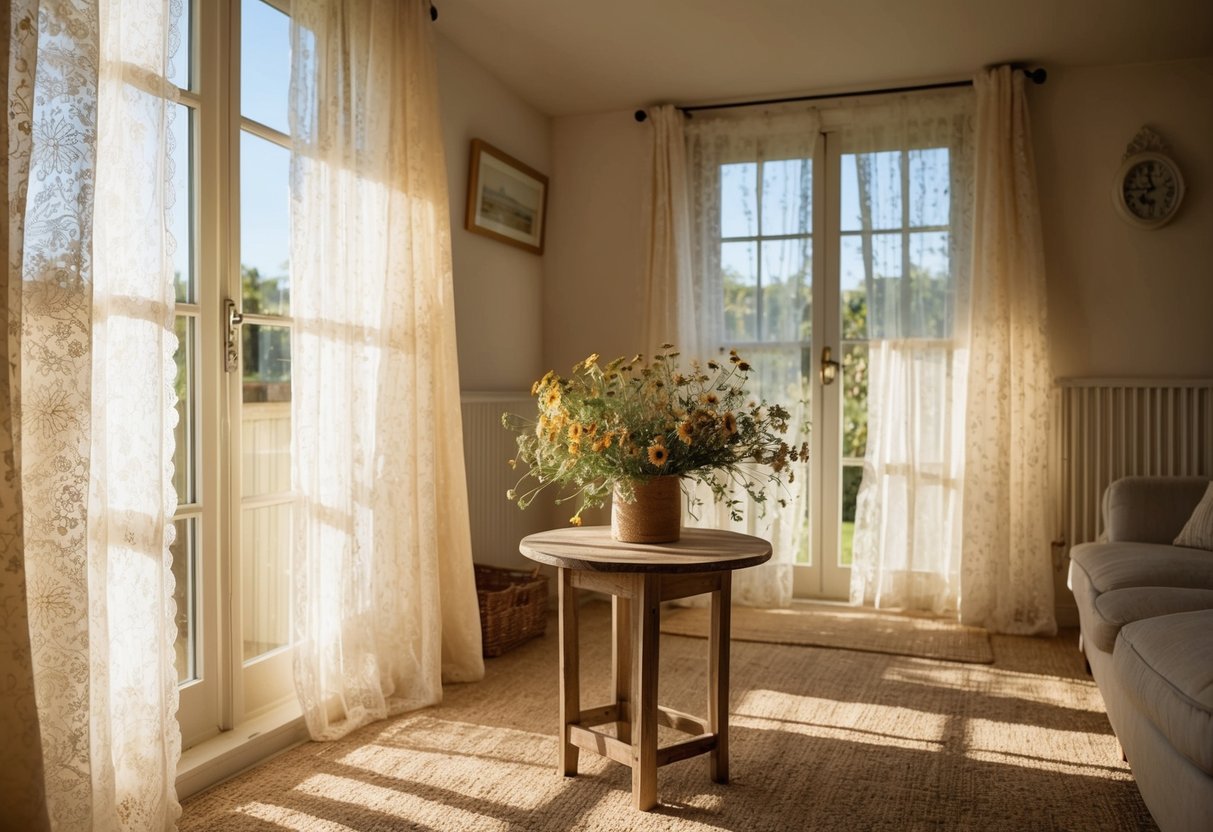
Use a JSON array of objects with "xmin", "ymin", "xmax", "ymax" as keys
[{"xmin": 474, "ymin": 564, "xmax": 549, "ymax": 657}]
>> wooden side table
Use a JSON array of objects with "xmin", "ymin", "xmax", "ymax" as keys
[{"xmin": 519, "ymin": 526, "xmax": 771, "ymax": 811}]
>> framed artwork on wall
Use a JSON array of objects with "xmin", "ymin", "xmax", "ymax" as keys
[{"xmin": 465, "ymin": 138, "xmax": 548, "ymax": 255}]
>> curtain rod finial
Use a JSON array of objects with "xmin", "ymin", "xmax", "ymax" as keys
[
  {"xmin": 1024, "ymin": 67, "xmax": 1047, "ymax": 85},
  {"xmin": 430, "ymin": 3, "xmax": 438, "ymax": 21},
  {"xmin": 634, "ymin": 110, "xmax": 648, "ymax": 123}
]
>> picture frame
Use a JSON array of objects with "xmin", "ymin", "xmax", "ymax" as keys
[{"xmin": 465, "ymin": 138, "xmax": 548, "ymax": 255}]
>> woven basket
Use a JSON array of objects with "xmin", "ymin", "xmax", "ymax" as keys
[{"xmin": 474, "ymin": 564, "xmax": 549, "ymax": 657}]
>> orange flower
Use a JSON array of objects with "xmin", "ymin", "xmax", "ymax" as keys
[
  {"xmin": 647, "ymin": 442, "xmax": 669, "ymax": 467},
  {"xmin": 676, "ymin": 420, "xmax": 696, "ymax": 445}
]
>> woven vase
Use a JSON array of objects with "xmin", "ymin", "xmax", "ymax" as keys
[{"xmin": 611, "ymin": 476, "xmax": 682, "ymax": 544}]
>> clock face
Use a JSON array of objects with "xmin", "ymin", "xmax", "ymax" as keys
[{"xmin": 1115, "ymin": 152, "xmax": 1184, "ymax": 228}]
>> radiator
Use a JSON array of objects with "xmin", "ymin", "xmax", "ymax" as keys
[
  {"xmin": 460, "ymin": 392, "xmax": 547, "ymax": 570},
  {"xmin": 1055, "ymin": 378, "xmax": 1213, "ymax": 550}
]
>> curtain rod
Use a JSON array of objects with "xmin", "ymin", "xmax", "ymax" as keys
[{"xmin": 633, "ymin": 67, "xmax": 1047, "ymax": 122}]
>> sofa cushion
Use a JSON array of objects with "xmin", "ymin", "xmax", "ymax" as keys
[
  {"xmin": 1069, "ymin": 542, "xmax": 1213, "ymax": 595},
  {"xmin": 1105, "ymin": 476, "xmax": 1211, "ymax": 543},
  {"xmin": 1114, "ymin": 610, "xmax": 1213, "ymax": 776},
  {"xmin": 1175, "ymin": 482, "xmax": 1213, "ymax": 552},
  {"xmin": 1088, "ymin": 587, "xmax": 1213, "ymax": 653}
]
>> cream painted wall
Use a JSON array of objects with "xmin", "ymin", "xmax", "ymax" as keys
[
  {"xmin": 437, "ymin": 35, "xmax": 551, "ymax": 393},
  {"xmin": 543, "ymin": 111, "xmax": 651, "ymax": 373},
  {"xmin": 1032, "ymin": 58, "xmax": 1213, "ymax": 380}
]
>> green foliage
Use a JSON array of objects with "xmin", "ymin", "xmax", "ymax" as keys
[{"xmin": 504, "ymin": 346, "xmax": 808, "ymax": 526}]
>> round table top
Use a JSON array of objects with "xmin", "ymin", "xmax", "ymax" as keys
[{"xmin": 519, "ymin": 526, "xmax": 772, "ymax": 573}]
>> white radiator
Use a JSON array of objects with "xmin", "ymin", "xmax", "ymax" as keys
[
  {"xmin": 460, "ymin": 392, "xmax": 547, "ymax": 570},
  {"xmin": 1055, "ymin": 378, "xmax": 1213, "ymax": 550}
]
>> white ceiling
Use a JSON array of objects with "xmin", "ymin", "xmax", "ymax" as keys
[{"xmin": 435, "ymin": 0, "xmax": 1213, "ymax": 117}]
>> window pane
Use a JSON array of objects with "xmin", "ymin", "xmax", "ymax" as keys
[
  {"xmin": 242, "ymin": 397, "xmax": 291, "ymax": 497},
  {"xmin": 721, "ymin": 241, "xmax": 757, "ymax": 341},
  {"xmin": 842, "ymin": 343, "xmax": 868, "ymax": 459},
  {"xmin": 720, "ymin": 163, "xmax": 757, "ymax": 238},
  {"xmin": 169, "ymin": 0, "xmax": 191, "ymax": 90},
  {"xmin": 171, "ymin": 517, "xmax": 198, "ymax": 683},
  {"xmin": 909, "ymin": 231, "xmax": 952, "ymax": 338},
  {"xmin": 173, "ymin": 316, "xmax": 196, "ymax": 503},
  {"xmin": 908, "ymin": 147, "xmax": 950, "ymax": 228},
  {"xmin": 840, "ymin": 466, "xmax": 862, "ymax": 567},
  {"xmin": 841, "ymin": 232, "xmax": 902, "ymax": 339},
  {"xmin": 240, "ymin": 131, "xmax": 291, "ymax": 316},
  {"xmin": 242, "ymin": 322, "xmax": 291, "ymax": 403},
  {"xmin": 242, "ymin": 503, "xmax": 291, "ymax": 662},
  {"xmin": 241, "ymin": 0, "xmax": 290, "ymax": 134},
  {"xmin": 840, "ymin": 151, "xmax": 902, "ymax": 232},
  {"xmin": 761, "ymin": 158, "xmax": 811, "ymax": 236},
  {"xmin": 170, "ymin": 104, "xmax": 193, "ymax": 303},
  {"xmin": 760, "ymin": 238, "xmax": 811, "ymax": 342}
]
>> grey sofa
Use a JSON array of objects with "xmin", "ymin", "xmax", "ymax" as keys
[{"xmin": 1067, "ymin": 476, "xmax": 1213, "ymax": 832}]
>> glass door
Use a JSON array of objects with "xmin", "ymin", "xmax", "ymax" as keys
[{"xmin": 172, "ymin": 0, "xmax": 298, "ymax": 750}]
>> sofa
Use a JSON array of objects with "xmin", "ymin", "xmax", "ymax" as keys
[{"xmin": 1067, "ymin": 476, "xmax": 1213, "ymax": 832}]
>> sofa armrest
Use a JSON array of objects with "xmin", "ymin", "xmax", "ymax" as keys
[{"xmin": 1103, "ymin": 476, "xmax": 1210, "ymax": 543}]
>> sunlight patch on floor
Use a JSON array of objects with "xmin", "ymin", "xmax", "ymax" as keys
[
  {"xmin": 235, "ymin": 800, "xmax": 356, "ymax": 831},
  {"xmin": 881, "ymin": 662, "xmax": 1106, "ymax": 711},
  {"xmin": 294, "ymin": 772, "xmax": 504, "ymax": 825},
  {"xmin": 734, "ymin": 688, "xmax": 948, "ymax": 751},
  {"xmin": 962, "ymin": 717, "xmax": 1134, "ymax": 780}
]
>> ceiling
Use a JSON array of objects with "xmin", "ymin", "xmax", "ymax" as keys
[{"xmin": 435, "ymin": 0, "xmax": 1213, "ymax": 117}]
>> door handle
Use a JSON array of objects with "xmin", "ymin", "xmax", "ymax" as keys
[
  {"xmin": 224, "ymin": 298, "xmax": 244, "ymax": 373},
  {"xmin": 820, "ymin": 346, "xmax": 840, "ymax": 386}
]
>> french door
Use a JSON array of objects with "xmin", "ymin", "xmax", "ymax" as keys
[
  {"xmin": 171, "ymin": 0, "xmax": 297, "ymax": 750},
  {"xmin": 718, "ymin": 121, "xmax": 954, "ymax": 600}
]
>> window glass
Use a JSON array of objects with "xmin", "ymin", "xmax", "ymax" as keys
[
  {"xmin": 169, "ymin": 103, "xmax": 193, "ymax": 303},
  {"xmin": 241, "ymin": 0, "xmax": 291, "ymax": 133},
  {"xmin": 169, "ymin": 0, "xmax": 191, "ymax": 90},
  {"xmin": 761, "ymin": 158, "xmax": 811, "ymax": 236},
  {"xmin": 720, "ymin": 163, "xmax": 757, "ymax": 238},
  {"xmin": 239, "ymin": 131, "xmax": 291, "ymax": 316}
]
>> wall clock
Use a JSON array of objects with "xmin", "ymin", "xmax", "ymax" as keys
[{"xmin": 1113, "ymin": 128, "xmax": 1185, "ymax": 229}]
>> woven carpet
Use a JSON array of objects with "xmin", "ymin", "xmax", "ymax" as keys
[
  {"xmin": 659, "ymin": 602, "xmax": 995, "ymax": 664},
  {"xmin": 181, "ymin": 601, "xmax": 1156, "ymax": 831}
]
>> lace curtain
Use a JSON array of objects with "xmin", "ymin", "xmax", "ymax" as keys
[
  {"xmin": 645, "ymin": 108, "xmax": 819, "ymax": 608},
  {"xmin": 845, "ymin": 92, "xmax": 975, "ymax": 614},
  {"xmin": 3, "ymin": 0, "xmax": 181, "ymax": 828},
  {"xmin": 288, "ymin": 0, "xmax": 484, "ymax": 741},
  {"xmin": 958, "ymin": 67, "xmax": 1056, "ymax": 635}
]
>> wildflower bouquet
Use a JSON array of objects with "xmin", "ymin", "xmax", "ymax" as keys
[{"xmin": 503, "ymin": 344, "xmax": 808, "ymax": 526}]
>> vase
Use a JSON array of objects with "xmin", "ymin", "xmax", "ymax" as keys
[{"xmin": 611, "ymin": 476, "xmax": 682, "ymax": 544}]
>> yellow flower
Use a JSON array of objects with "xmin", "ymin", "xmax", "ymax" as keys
[
  {"xmin": 722, "ymin": 412, "xmax": 738, "ymax": 437},
  {"xmin": 569, "ymin": 515, "xmax": 583, "ymax": 527},
  {"xmin": 591, "ymin": 438, "xmax": 607, "ymax": 453},
  {"xmin": 676, "ymin": 420, "xmax": 696, "ymax": 445},
  {"xmin": 543, "ymin": 386, "xmax": 561, "ymax": 410},
  {"xmin": 647, "ymin": 442, "xmax": 669, "ymax": 467},
  {"xmin": 568, "ymin": 441, "xmax": 581, "ymax": 456},
  {"xmin": 568, "ymin": 422, "xmax": 583, "ymax": 441},
  {"xmin": 531, "ymin": 379, "xmax": 541, "ymax": 396},
  {"xmin": 583, "ymin": 353, "xmax": 600, "ymax": 369},
  {"xmin": 701, "ymin": 392, "xmax": 719, "ymax": 406}
]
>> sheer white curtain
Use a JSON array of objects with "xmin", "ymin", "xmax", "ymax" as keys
[
  {"xmin": 646, "ymin": 109, "xmax": 819, "ymax": 608},
  {"xmin": 289, "ymin": 0, "xmax": 484, "ymax": 741},
  {"xmin": 846, "ymin": 92, "xmax": 975, "ymax": 614},
  {"xmin": 959, "ymin": 67, "xmax": 1055, "ymax": 635},
  {"xmin": 3, "ymin": 0, "xmax": 181, "ymax": 828}
]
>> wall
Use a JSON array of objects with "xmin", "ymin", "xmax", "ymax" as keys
[
  {"xmin": 543, "ymin": 111, "xmax": 651, "ymax": 373},
  {"xmin": 436, "ymin": 35, "xmax": 551, "ymax": 393},
  {"xmin": 1032, "ymin": 57, "xmax": 1213, "ymax": 381}
]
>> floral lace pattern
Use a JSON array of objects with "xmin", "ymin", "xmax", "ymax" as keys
[
  {"xmin": 288, "ymin": 0, "xmax": 484, "ymax": 742},
  {"xmin": 4, "ymin": 0, "xmax": 182, "ymax": 827},
  {"xmin": 958, "ymin": 67, "xmax": 1056, "ymax": 636}
]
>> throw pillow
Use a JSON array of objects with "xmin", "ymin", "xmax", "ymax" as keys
[{"xmin": 1174, "ymin": 482, "xmax": 1213, "ymax": 551}]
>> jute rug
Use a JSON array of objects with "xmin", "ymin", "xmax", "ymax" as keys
[
  {"xmin": 181, "ymin": 601, "xmax": 1155, "ymax": 831},
  {"xmin": 660, "ymin": 602, "xmax": 995, "ymax": 664}
]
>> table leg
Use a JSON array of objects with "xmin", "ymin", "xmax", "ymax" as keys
[
  {"xmin": 612, "ymin": 594, "xmax": 631, "ymax": 744},
  {"xmin": 631, "ymin": 573, "xmax": 660, "ymax": 810},
  {"xmin": 559, "ymin": 567, "xmax": 580, "ymax": 777},
  {"xmin": 709, "ymin": 572, "xmax": 731, "ymax": 783}
]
